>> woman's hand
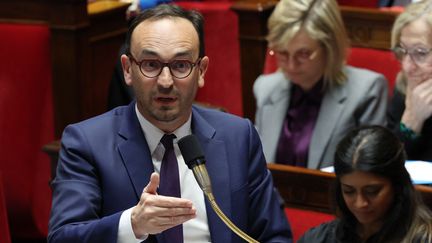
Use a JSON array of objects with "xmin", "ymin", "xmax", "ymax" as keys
[{"xmin": 402, "ymin": 78, "xmax": 432, "ymax": 134}]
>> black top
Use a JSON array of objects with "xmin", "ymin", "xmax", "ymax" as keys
[
  {"xmin": 299, "ymin": 218, "xmax": 430, "ymax": 243},
  {"xmin": 298, "ymin": 220, "xmax": 387, "ymax": 243},
  {"xmin": 297, "ymin": 220, "xmax": 339, "ymax": 243},
  {"xmin": 387, "ymin": 88, "xmax": 432, "ymax": 161}
]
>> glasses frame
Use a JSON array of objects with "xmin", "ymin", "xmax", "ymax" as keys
[
  {"xmin": 128, "ymin": 55, "xmax": 202, "ymax": 79},
  {"xmin": 392, "ymin": 46, "xmax": 432, "ymax": 65},
  {"xmin": 269, "ymin": 48, "xmax": 319, "ymax": 64}
]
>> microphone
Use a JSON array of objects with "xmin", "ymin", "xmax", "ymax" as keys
[
  {"xmin": 177, "ymin": 134, "xmax": 214, "ymax": 200},
  {"xmin": 178, "ymin": 135, "xmax": 259, "ymax": 243}
]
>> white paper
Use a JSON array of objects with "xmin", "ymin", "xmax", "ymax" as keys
[
  {"xmin": 320, "ymin": 160, "xmax": 432, "ymax": 184},
  {"xmin": 405, "ymin": 160, "xmax": 432, "ymax": 184}
]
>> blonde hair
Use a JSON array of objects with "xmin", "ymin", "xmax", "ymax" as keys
[
  {"xmin": 267, "ymin": 0, "xmax": 348, "ymax": 87},
  {"xmin": 401, "ymin": 200, "xmax": 432, "ymax": 243},
  {"xmin": 391, "ymin": 0, "xmax": 432, "ymax": 94}
]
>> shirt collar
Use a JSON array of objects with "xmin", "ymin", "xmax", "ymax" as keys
[
  {"xmin": 134, "ymin": 104, "xmax": 192, "ymax": 155},
  {"xmin": 291, "ymin": 78, "xmax": 324, "ymax": 105}
]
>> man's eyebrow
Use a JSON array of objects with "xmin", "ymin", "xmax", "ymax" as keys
[
  {"xmin": 138, "ymin": 50, "xmax": 194, "ymax": 59},
  {"xmin": 139, "ymin": 49, "xmax": 158, "ymax": 56}
]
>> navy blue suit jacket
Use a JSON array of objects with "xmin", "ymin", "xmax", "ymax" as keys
[{"xmin": 48, "ymin": 103, "xmax": 292, "ymax": 242}]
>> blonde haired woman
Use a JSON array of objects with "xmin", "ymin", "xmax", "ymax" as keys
[
  {"xmin": 254, "ymin": 0, "xmax": 388, "ymax": 169},
  {"xmin": 388, "ymin": 0, "xmax": 432, "ymax": 161}
]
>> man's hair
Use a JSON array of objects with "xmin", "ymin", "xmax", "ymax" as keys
[
  {"xmin": 124, "ymin": 4, "xmax": 205, "ymax": 58},
  {"xmin": 333, "ymin": 125, "xmax": 432, "ymax": 242},
  {"xmin": 267, "ymin": 0, "xmax": 348, "ymax": 88}
]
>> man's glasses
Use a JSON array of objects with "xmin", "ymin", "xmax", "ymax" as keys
[
  {"xmin": 392, "ymin": 46, "xmax": 432, "ymax": 65},
  {"xmin": 128, "ymin": 55, "xmax": 201, "ymax": 79},
  {"xmin": 269, "ymin": 48, "xmax": 318, "ymax": 64}
]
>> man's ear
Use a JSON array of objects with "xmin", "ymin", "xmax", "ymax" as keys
[
  {"xmin": 121, "ymin": 54, "xmax": 133, "ymax": 86},
  {"xmin": 198, "ymin": 56, "xmax": 209, "ymax": 88}
]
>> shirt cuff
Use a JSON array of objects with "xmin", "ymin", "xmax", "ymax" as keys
[{"xmin": 117, "ymin": 207, "xmax": 149, "ymax": 243}]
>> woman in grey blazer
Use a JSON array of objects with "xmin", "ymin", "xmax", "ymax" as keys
[{"xmin": 254, "ymin": 0, "xmax": 388, "ymax": 169}]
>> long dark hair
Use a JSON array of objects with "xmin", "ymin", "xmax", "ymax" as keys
[{"xmin": 333, "ymin": 125, "xmax": 416, "ymax": 242}]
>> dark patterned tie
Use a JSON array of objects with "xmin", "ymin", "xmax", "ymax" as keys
[{"xmin": 158, "ymin": 134, "xmax": 183, "ymax": 243}]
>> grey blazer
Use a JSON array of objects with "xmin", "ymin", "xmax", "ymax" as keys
[{"xmin": 254, "ymin": 66, "xmax": 388, "ymax": 169}]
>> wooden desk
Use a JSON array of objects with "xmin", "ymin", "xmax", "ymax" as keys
[
  {"xmin": 45, "ymin": 141, "xmax": 432, "ymax": 213},
  {"xmin": 232, "ymin": 0, "xmax": 399, "ymax": 121},
  {"xmin": 268, "ymin": 164, "xmax": 336, "ymax": 214},
  {"xmin": 0, "ymin": 0, "xmax": 130, "ymax": 138},
  {"xmin": 268, "ymin": 163, "xmax": 432, "ymax": 213}
]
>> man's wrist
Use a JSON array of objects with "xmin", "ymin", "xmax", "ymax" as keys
[{"xmin": 118, "ymin": 208, "xmax": 148, "ymax": 243}]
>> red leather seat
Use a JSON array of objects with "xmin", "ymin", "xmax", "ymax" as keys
[
  {"xmin": 347, "ymin": 47, "xmax": 400, "ymax": 93},
  {"xmin": 0, "ymin": 175, "xmax": 11, "ymax": 243},
  {"xmin": 174, "ymin": 1, "xmax": 242, "ymax": 116},
  {"xmin": 285, "ymin": 207, "xmax": 335, "ymax": 242},
  {"xmin": 0, "ymin": 23, "xmax": 54, "ymax": 241},
  {"xmin": 337, "ymin": 0, "xmax": 378, "ymax": 8}
]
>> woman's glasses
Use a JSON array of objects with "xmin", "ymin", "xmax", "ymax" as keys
[
  {"xmin": 392, "ymin": 46, "xmax": 432, "ymax": 65},
  {"xmin": 269, "ymin": 48, "xmax": 318, "ymax": 64}
]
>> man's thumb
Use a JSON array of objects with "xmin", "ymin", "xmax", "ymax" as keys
[{"xmin": 143, "ymin": 172, "xmax": 159, "ymax": 194}]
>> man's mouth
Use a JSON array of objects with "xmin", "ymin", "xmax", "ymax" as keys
[{"xmin": 156, "ymin": 96, "xmax": 177, "ymax": 104}]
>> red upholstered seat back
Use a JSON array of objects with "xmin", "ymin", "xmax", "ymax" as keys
[
  {"xmin": 174, "ymin": 2, "xmax": 242, "ymax": 116},
  {"xmin": 337, "ymin": 0, "xmax": 378, "ymax": 8},
  {"xmin": 347, "ymin": 47, "xmax": 400, "ymax": 93},
  {"xmin": 0, "ymin": 23, "xmax": 54, "ymax": 240},
  {"xmin": 0, "ymin": 175, "xmax": 11, "ymax": 243},
  {"xmin": 263, "ymin": 47, "xmax": 400, "ymax": 94},
  {"xmin": 285, "ymin": 207, "xmax": 335, "ymax": 242}
]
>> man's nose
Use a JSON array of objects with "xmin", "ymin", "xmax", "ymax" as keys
[{"xmin": 157, "ymin": 66, "xmax": 174, "ymax": 88}]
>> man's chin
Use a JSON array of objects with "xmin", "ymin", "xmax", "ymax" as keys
[{"xmin": 152, "ymin": 109, "xmax": 179, "ymax": 123}]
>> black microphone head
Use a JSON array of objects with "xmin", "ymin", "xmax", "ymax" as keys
[{"xmin": 178, "ymin": 134, "xmax": 206, "ymax": 169}]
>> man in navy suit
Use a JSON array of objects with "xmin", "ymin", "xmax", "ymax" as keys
[{"xmin": 48, "ymin": 4, "xmax": 291, "ymax": 243}]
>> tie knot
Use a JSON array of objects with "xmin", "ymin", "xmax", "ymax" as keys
[{"xmin": 161, "ymin": 134, "xmax": 176, "ymax": 150}]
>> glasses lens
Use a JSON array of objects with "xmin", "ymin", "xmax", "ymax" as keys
[
  {"xmin": 392, "ymin": 47, "xmax": 406, "ymax": 61},
  {"xmin": 412, "ymin": 48, "xmax": 431, "ymax": 63},
  {"xmin": 393, "ymin": 46, "xmax": 432, "ymax": 64},
  {"xmin": 272, "ymin": 49, "xmax": 315, "ymax": 63},
  {"xmin": 141, "ymin": 60, "xmax": 162, "ymax": 77},
  {"xmin": 273, "ymin": 50, "xmax": 288, "ymax": 62},
  {"xmin": 294, "ymin": 49, "xmax": 314, "ymax": 62},
  {"xmin": 170, "ymin": 60, "xmax": 192, "ymax": 78}
]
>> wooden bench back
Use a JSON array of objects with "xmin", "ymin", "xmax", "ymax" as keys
[{"xmin": 268, "ymin": 163, "xmax": 432, "ymax": 213}]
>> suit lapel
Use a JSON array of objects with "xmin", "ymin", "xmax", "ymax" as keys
[
  {"xmin": 191, "ymin": 107, "xmax": 232, "ymax": 243},
  {"xmin": 308, "ymin": 85, "xmax": 347, "ymax": 168},
  {"xmin": 117, "ymin": 105, "xmax": 232, "ymax": 242},
  {"xmin": 260, "ymin": 82, "xmax": 291, "ymax": 162},
  {"xmin": 117, "ymin": 103, "xmax": 155, "ymax": 199}
]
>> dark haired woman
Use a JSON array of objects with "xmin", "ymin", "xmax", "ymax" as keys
[{"xmin": 299, "ymin": 125, "xmax": 432, "ymax": 243}]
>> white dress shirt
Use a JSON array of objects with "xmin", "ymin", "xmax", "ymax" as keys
[{"xmin": 117, "ymin": 105, "xmax": 211, "ymax": 243}]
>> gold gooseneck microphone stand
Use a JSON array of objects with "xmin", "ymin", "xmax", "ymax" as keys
[{"xmin": 192, "ymin": 164, "xmax": 259, "ymax": 243}]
